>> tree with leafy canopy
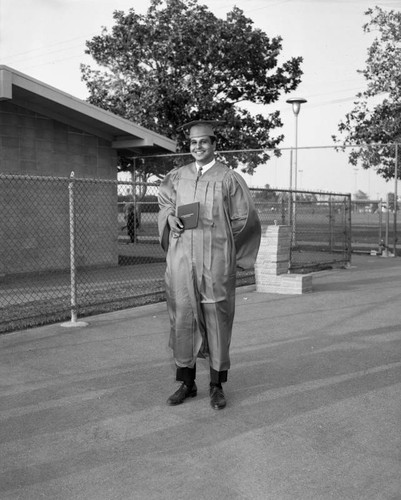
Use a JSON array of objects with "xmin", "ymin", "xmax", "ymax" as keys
[
  {"xmin": 81, "ymin": 0, "xmax": 302, "ymax": 180},
  {"xmin": 333, "ymin": 7, "xmax": 401, "ymax": 182}
]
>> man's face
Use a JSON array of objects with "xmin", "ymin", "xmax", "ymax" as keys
[{"xmin": 190, "ymin": 136, "xmax": 216, "ymax": 166}]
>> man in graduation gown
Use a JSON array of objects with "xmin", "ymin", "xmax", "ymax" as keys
[{"xmin": 158, "ymin": 120, "xmax": 261, "ymax": 410}]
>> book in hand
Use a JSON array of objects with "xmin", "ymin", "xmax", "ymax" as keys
[{"xmin": 177, "ymin": 202, "xmax": 200, "ymax": 229}]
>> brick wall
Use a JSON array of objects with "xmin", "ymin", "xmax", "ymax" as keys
[
  {"xmin": 0, "ymin": 101, "xmax": 117, "ymax": 178},
  {"xmin": 0, "ymin": 101, "xmax": 119, "ymax": 275}
]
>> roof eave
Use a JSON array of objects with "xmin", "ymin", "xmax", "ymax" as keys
[{"xmin": 0, "ymin": 65, "xmax": 177, "ymax": 155}]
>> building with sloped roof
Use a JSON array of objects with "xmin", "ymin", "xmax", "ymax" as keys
[{"xmin": 0, "ymin": 66, "xmax": 175, "ymax": 276}]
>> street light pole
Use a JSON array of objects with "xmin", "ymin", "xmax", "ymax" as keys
[
  {"xmin": 286, "ymin": 97, "xmax": 307, "ymax": 245},
  {"xmin": 298, "ymin": 169, "xmax": 303, "ymax": 189}
]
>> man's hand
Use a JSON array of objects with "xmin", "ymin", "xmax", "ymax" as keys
[{"xmin": 168, "ymin": 215, "xmax": 184, "ymax": 238}]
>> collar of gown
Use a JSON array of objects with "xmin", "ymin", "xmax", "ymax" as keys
[{"xmin": 196, "ymin": 158, "xmax": 216, "ymax": 175}]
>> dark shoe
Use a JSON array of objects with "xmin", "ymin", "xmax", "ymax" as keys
[
  {"xmin": 167, "ymin": 382, "xmax": 197, "ymax": 406},
  {"xmin": 210, "ymin": 385, "xmax": 226, "ymax": 410}
]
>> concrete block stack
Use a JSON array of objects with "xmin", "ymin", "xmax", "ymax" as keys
[{"xmin": 255, "ymin": 225, "xmax": 312, "ymax": 294}]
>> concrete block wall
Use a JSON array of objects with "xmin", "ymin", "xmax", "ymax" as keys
[
  {"xmin": 255, "ymin": 225, "xmax": 312, "ymax": 294},
  {"xmin": 255, "ymin": 274, "xmax": 313, "ymax": 294},
  {"xmin": 0, "ymin": 102, "xmax": 119, "ymax": 275},
  {"xmin": 0, "ymin": 101, "xmax": 117, "ymax": 179}
]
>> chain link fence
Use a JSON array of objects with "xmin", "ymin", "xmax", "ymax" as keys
[
  {"xmin": 350, "ymin": 199, "xmax": 400, "ymax": 256},
  {"xmin": 2, "ymin": 142, "xmax": 400, "ymax": 334},
  {"xmin": 251, "ymin": 187, "xmax": 351, "ymax": 272},
  {"xmin": 0, "ymin": 173, "xmax": 167, "ymax": 334},
  {"xmin": 0, "ymin": 170, "xmax": 350, "ymax": 334}
]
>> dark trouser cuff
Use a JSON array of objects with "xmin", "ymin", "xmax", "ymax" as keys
[
  {"xmin": 176, "ymin": 365, "xmax": 196, "ymax": 385},
  {"xmin": 210, "ymin": 367, "xmax": 228, "ymax": 384}
]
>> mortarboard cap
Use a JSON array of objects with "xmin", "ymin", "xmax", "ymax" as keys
[{"xmin": 178, "ymin": 120, "xmax": 225, "ymax": 138}]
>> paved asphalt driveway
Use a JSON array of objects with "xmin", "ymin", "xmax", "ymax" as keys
[{"xmin": 0, "ymin": 254, "xmax": 400, "ymax": 499}]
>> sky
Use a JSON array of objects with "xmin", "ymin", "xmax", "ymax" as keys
[{"xmin": 1, "ymin": 0, "xmax": 400, "ymax": 199}]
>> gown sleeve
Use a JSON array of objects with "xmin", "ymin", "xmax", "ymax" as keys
[
  {"xmin": 225, "ymin": 170, "xmax": 261, "ymax": 270},
  {"xmin": 157, "ymin": 169, "xmax": 178, "ymax": 252}
]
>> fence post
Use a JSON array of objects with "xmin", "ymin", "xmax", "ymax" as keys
[
  {"xmin": 378, "ymin": 199, "xmax": 383, "ymax": 247},
  {"xmin": 381, "ymin": 192, "xmax": 393, "ymax": 258},
  {"xmin": 132, "ymin": 159, "xmax": 138, "ymax": 244},
  {"xmin": 394, "ymin": 143, "xmax": 398, "ymax": 256},
  {"xmin": 281, "ymin": 196, "xmax": 286, "ymax": 224},
  {"xmin": 345, "ymin": 194, "xmax": 352, "ymax": 262},
  {"xmin": 61, "ymin": 171, "xmax": 88, "ymax": 328},
  {"xmin": 328, "ymin": 195, "xmax": 334, "ymax": 252}
]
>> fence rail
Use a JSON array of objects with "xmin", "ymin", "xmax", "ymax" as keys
[{"xmin": 1, "ymin": 173, "xmax": 351, "ymax": 334}]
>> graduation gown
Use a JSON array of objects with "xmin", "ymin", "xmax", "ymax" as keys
[{"xmin": 158, "ymin": 161, "xmax": 261, "ymax": 372}]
